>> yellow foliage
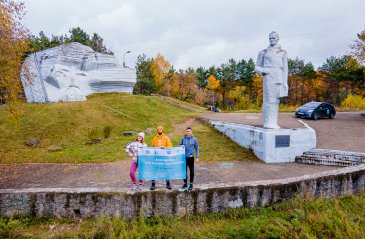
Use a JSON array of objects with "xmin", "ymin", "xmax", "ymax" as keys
[
  {"xmin": 150, "ymin": 53, "xmax": 171, "ymax": 93},
  {"xmin": 170, "ymin": 70, "xmax": 199, "ymax": 102},
  {"xmin": 341, "ymin": 94, "xmax": 365, "ymax": 109},
  {"xmin": 252, "ymin": 75, "xmax": 263, "ymax": 104},
  {"xmin": 206, "ymin": 75, "xmax": 220, "ymax": 91},
  {"xmin": 0, "ymin": 0, "xmax": 31, "ymax": 118},
  {"xmin": 228, "ymin": 86, "xmax": 251, "ymax": 110},
  {"xmin": 228, "ymin": 86, "xmax": 246, "ymax": 99}
]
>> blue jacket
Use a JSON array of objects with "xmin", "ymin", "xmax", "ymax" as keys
[{"xmin": 179, "ymin": 135, "xmax": 199, "ymax": 158}]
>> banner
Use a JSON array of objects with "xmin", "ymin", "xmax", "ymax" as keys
[{"xmin": 138, "ymin": 146, "xmax": 186, "ymax": 180}]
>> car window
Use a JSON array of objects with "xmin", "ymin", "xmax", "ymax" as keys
[{"xmin": 303, "ymin": 102, "xmax": 321, "ymax": 108}]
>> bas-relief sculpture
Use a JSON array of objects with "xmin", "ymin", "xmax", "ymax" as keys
[
  {"xmin": 255, "ymin": 31, "xmax": 288, "ymax": 129},
  {"xmin": 21, "ymin": 42, "xmax": 136, "ymax": 103}
]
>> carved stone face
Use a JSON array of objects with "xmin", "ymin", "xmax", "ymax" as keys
[
  {"xmin": 269, "ymin": 34, "xmax": 279, "ymax": 46},
  {"xmin": 48, "ymin": 64, "xmax": 72, "ymax": 89}
]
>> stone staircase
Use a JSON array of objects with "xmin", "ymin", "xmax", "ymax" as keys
[{"xmin": 295, "ymin": 149, "xmax": 365, "ymax": 167}]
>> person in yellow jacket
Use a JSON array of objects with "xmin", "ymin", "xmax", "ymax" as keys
[{"xmin": 150, "ymin": 126, "xmax": 173, "ymax": 190}]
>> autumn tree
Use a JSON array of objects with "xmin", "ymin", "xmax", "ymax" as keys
[
  {"xmin": 0, "ymin": 0, "xmax": 31, "ymax": 117},
  {"xmin": 206, "ymin": 75, "xmax": 220, "ymax": 107},
  {"xmin": 251, "ymin": 75, "xmax": 263, "ymax": 107},
  {"xmin": 150, "ymin": 53, "xmax": 171, "ymax": 94},
  {"xmin": 169, "ymin": 68, "xmax": 199, "ymax": 102}
]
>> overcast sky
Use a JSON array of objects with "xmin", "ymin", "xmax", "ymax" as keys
[{"xmin": 23, "ymin": 0, "xmax": 365, "ymax": 70}]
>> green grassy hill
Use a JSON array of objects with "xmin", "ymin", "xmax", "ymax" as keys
[{"xmin": 0, "ymin": 93, "xmax": 256, "ymax": 163}]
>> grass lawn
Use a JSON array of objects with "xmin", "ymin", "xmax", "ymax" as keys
[
  {"xmin": 0, "ymin": 93, "xmax": 256, "ymax": 163},
  {"xmin": 1, "ymin": 193, "xmax": 364, "ymax": 238}
]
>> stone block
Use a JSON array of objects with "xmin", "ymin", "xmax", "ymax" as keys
[{"xmin": 209, "ymin": 120, "xmax": 316, "ymax": 163}]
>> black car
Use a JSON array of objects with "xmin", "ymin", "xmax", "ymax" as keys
[{"xmin": 295, "ymin": 102, "xmax": 336, "ymax": 120}]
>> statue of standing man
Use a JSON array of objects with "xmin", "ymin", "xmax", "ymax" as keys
[{"xmin": 255, "ymin": 31, "xmax": 288, "ymax": 129}]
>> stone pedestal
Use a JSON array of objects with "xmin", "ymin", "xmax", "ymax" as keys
[{"xmin": 209, "ymin": 120, "xmax": 316, "ymax": 163}]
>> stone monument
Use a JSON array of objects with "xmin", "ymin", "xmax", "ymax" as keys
[
  {"xmin": 21, "ymin": 42, "xmax": 136, "ymax": 103},
  {"xmin": 209, "ymin": 32, "xmax": 316, "ymax": 163},
  {"xmin": 255, "ymin": 31, "xmax": 288, "ymax": 129}
]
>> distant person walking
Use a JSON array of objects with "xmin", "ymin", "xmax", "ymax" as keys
[
  {"xmin": 150, "ymin": 126, "xmax": 173, "ymax": 190},
  {"xmin": 179, "ymin": 127, "xmax": 200, "ymax": 191},
  {"xmin": 125, "ymin": 132, "xmax": 147, "ymax": 191}
]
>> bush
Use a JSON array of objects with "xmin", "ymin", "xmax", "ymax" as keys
[
  {"xmin": 0, "ymin": 217, "xmax": 22, "ymax": 238},
  {"xmin": 103, "ymin": 125, "xmax": 112, "ymax": 139},
  {"xmin": 341, "ymin": 94, "xmax": 365, "ymax": 109}
]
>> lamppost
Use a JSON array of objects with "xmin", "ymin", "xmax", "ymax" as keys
[{"xmin": 123, "ymin": 51, "xmax": 131, "ymax": 68}]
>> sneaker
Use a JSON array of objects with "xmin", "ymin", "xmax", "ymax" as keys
[
  {"xmin": 179, "ymin": 184, "xmax": 188, "ymax": 191},
  {"xmin": 166, "ymin": 182, "xmax": 172, "ymax": 190},
  {"xmin": 136, "ymin": 184, "xmax": 142, "ymax": 192},
  {"xmin": 150, "ymin": 184, "xmax": 156, "ymax": 190},
  {"xmin": 188, "ymin": 183, "xmax": 193, "ymax": 191},
  {"xmin": 132, "ymin": 184, "xmax": 137, "ymax": 191}
]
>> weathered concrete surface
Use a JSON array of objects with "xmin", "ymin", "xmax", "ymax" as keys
[
  {"xmin": 0, "ymin": 160, "xmax": 342, "ymax": 218},
  {"xmin": 200, "ymin": 112, "xmax": 365, "ymax": 152},
  {"xmin": 296, "ymin": 149, "xmax": 365, "ymax": 167},
  {"xmin": 0, "ymin": 161, "xmax": 338, "ymax": 189},
  {"xmin": 209, "ymin": 120, "xmax": 316, "ymax": 163},
  {"xmin": 1, "ymin": 165, "xmax": 364, "ymax": 218}
]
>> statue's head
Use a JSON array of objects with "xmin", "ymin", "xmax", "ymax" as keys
[
  {"xmin": 269, "ymin": 31, "xmax": 279, "ymax": 46},
  {"xmin": 43, "ymin": 64, "xmax": 72, "ymax": 89}
]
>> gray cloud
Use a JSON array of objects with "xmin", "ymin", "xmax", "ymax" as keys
[{"xmin": 23, "ymin": 0, "xmax": 365, "ymax": 69}]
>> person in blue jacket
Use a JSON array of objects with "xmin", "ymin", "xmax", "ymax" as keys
[{"xmin": 179, "ymin": 127, "xmax": 200, "ymax": 191}]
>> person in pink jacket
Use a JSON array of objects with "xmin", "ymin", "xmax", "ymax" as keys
[{"xmin": 125, "ymin": 132, "xmax": 147, "ymax": 191}]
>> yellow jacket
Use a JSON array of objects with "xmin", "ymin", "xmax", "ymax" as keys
[{"xmin": 152, "ymin": 134, "xmax": 172, "ymax": 148}]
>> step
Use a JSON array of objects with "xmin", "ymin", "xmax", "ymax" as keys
[
  {"xmin": 295, "ymin": 156, "xmax": 359, "ymax": 167},
  {"xmin": 302, "ymin": 149, "xmax": 365, "ymax": 163}
]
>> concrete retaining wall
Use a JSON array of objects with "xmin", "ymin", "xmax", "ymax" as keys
[{"xmin": 1, "ymin": 165, "xmax": 364, "ymax": 219}]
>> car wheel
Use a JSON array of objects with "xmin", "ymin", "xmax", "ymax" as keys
[
  {"xmin": 313, "ymin": 113, "xmax": 318, "ymax": 120},
  {"xmin": 329, "ymin": 113, "xmax": 334, "ymax": 119}
]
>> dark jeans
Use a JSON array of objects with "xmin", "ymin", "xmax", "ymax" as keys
[
  {"xmin": 151, "ymin": 180, "xmax": 170, "ymax": 186},
  {"xmin": 184, "ymin": 157, "xmax": 195, "ymax": 184}
]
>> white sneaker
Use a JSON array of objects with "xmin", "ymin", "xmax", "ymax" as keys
[{"xmin": 132, "ymin": 184, "xmax": 137, "ymax": 191}]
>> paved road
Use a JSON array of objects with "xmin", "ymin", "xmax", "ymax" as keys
[{"xmin": 201, "ymin": 112, "xmax": 365, "ymax": 153}]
